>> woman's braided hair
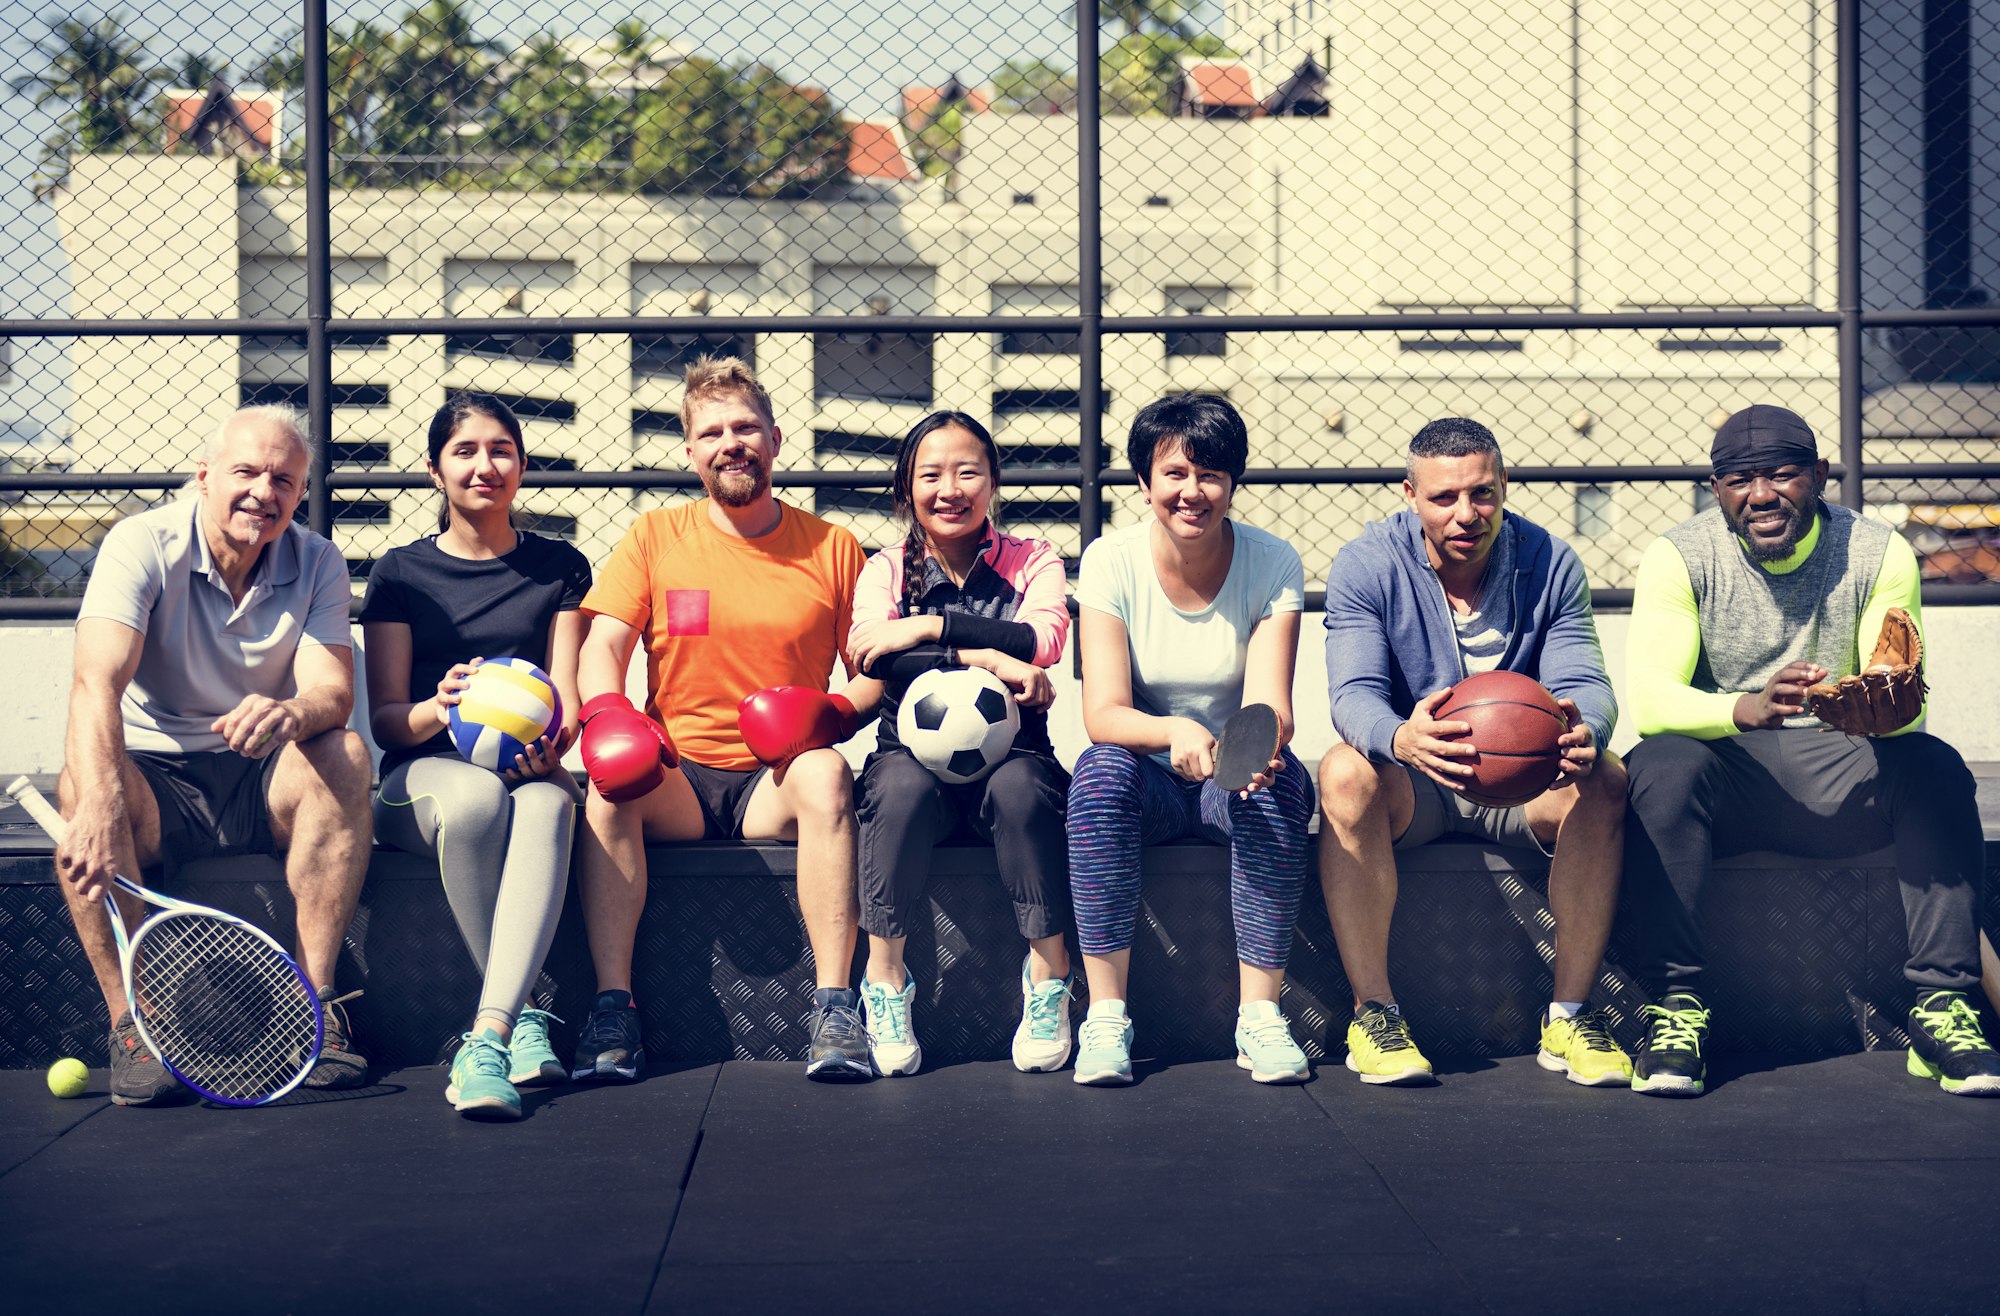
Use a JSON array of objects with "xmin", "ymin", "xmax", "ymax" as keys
[{"xmin": 890, "ymin": 411, "xmax": 1000, "ymax": 618}]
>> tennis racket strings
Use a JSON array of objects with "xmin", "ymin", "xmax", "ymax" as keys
[{"xmin": 130, "ymin": 913, "xmax": 321, "ymax": 1103}]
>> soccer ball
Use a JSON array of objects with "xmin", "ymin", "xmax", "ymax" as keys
[
  {"xmin": 897, "ymin": 666, "xmax": 1020, "ymax": 785},
  {"xmin": 448, "ymin": 657, "xmax": 562, "ymax": 772}
]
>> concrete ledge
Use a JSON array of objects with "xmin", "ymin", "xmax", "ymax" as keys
[{"xmin": 4, "ymin": 837, "xmax": 1996, "ymax": 1070}]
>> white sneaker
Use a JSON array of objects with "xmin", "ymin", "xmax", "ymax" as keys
[
  {"xmin": 1011, "ymin": 957, "xmax": 1074, "ymax": 1073},
  {"xmin": 859, "ymin": 978, "xmax": 922, "ymax": 1076}
]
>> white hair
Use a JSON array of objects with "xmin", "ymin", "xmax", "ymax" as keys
[{"xmin": 182, "ymin": 405, "xmax": 318, "ymax": 497}]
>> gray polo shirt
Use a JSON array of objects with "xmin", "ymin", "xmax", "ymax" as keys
[{"xmin": 78, "ymin": 499, "xmax": 352, "ymax": 754}]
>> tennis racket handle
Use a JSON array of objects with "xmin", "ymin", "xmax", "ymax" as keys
[
  {"xmin": 8, "ymin": 777, "xmax": 141, "ymax": 909},
  {"xmin": 6, "ymin": 777, "xmax": 67, "ymax": 841}
]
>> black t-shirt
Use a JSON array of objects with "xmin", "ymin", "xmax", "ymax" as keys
[{"xmin": 357, "ymin": 532, "xmax": 593, "ymax": 773}]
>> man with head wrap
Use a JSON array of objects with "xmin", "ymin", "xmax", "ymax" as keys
[{"xmin": 1617, "ymin": 405, "xmax": 1999, "ymax": 1098}]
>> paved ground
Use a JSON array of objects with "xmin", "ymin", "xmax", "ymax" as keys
[{"xmin": 1, "ymin": 1054, "xmax": 1997, "ymax": 1314}]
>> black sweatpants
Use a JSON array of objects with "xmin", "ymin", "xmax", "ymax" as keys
[
  {"xmin": 1619, "ymin": 728, "xmax": 1982, "ymax": 995},
  {"xmin": 856, "ymin": 748, "xmax": 1070, "ymax": 942}
]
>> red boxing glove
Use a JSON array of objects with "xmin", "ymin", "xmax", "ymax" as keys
[
  {"xmin": 579, "ymin": 693, "xmax": 678, "ymax": 803},
  {"xmin": 738, "ymin": 686, "xmax": 860, "ymax": 768}
]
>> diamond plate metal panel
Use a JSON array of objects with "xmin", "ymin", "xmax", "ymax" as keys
[{"xmin": 4, "ymin": 845, "xmax": 1996, "ymax": 1068}]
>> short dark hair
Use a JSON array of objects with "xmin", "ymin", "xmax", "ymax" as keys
[
  {"xmin": 1128, "ymin": 393, "xmax": 1248, "ymax": 485},
  {"xmin": 1407, "ymin": 417, "xmax": 1502, "ymax": 481}
]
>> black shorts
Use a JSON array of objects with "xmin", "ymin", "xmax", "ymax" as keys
[
  {"xmin": 130, "ymin": 748, "xmax": 282, "ymax": 862},
  {"xmin": 680, "ymin": 760, "xmax": 770, "ymax": 840}
]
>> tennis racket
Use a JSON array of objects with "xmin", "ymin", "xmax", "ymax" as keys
[{"xmin": 7, "ymin": 776, "xmax": 324, "ymax": 1106}]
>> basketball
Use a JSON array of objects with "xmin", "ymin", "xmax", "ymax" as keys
[
  {"xmin": 448, "ymin": 657, "xmax": 562, "ymax": 772},
  {"xmin": 897, "ymin": 666, "xmax": 1020, "ymax": 785},
  {"xmin": 1433, "ymin": 670, "xmax": 1567, "ymax": 808}
]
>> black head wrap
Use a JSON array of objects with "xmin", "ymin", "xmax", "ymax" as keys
[{"xmin": 1711, "ymin": 405, "xmax": 1819, "ymax": 478}]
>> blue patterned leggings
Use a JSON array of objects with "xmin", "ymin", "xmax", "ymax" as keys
[{"xmin": 1067, "ymin": 743, "xmax": 1315, "ymax": 970}]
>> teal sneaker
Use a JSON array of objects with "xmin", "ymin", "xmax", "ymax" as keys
[
  {"xmin": 509, "ymin": 1008, "xmax": 567, "ymax": 1087},
  {"xmin": 446, "ymin": 1028, "xmax": 523, "ymax": 1121},
  {"xmin": 1235, "ymin": 999, "xmax": 1310, "ymax": 1083},
  {"xmin": 860, "ymin": 978, "xmax": 922, "ymax": 1077},
  {"xmin": 1073, "ymin": 1001, "xmax": 1135, "ymax": 1086},
  {"xmin": 1012, "ymin": 958, "xmax": 1074, "ymax": 1073}
]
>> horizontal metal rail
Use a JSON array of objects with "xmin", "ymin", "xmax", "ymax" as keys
[
  {"xmin": 9, "ymin": 305, "xmax": 2000, "ymax": 339},
  {"xmin": 15, "ymin": 462, "xmax": 2000, "ymax": 494},
  {"xmin": 8, "ymin": 582, "xmax": 1997, "ymax": 622}
]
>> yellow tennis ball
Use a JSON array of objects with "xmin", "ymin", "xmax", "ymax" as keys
[{"xmin": 47, "ymin": 1057, "xmax": 89, "ymax": 1099}]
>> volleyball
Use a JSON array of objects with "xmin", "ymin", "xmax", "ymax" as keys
[{"xmin": 448, "ymin": 657, "xmax": 562, "ymax": 772}]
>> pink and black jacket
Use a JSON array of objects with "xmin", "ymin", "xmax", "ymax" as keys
[{"xmin": 850, "ymin": 523, "xmax": 1070, "ymax": 756}]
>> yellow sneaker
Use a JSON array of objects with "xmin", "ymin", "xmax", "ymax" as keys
[
  {"xmin": 1538, "ymin": 1007, "xmax": 1634, "ymax": 1087},
  {"xmin": 1344, "ymin": 1001, "xmax": 1436, "ymax": 1085}
]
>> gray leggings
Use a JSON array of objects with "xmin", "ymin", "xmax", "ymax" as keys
[{"xmin": 375, "ymin": 755, "xmax": 580, "ymax": 1030}]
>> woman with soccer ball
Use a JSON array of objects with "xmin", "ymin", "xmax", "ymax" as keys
[
  {"xmin": 1067, "ymin": 393, "xmax": 1315, "ymax": 1086},
  {"xmin": 359, "ymin": 393, "xmax": 591, "ymax": 1120},
  {"xmin": 843, "ymin": 411, "xmax": 1076, "ymax": 1077}
]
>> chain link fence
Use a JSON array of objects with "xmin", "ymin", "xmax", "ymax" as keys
[{"xmin": 3, "ymin": 0, "xmax": 1999, "ymax": 610}]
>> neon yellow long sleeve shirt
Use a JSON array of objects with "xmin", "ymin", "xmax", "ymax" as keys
[{"xmin": 1625, "ymin": 514, "xmax": 1925, "ymax": 739}]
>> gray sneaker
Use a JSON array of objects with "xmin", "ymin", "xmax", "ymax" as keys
[
  {"xmin": 303, "ymin": 989, "xmax": 368, "ymax": 1089},
  {"xmin": 805, "ymin": 988, "xmax": 874, "ymax": 1082},
  {"xmin": 108, "ymin": 1016, "xmax": 184, "ymax": 1106}
]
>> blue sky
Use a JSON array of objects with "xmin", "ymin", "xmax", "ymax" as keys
[{"xmin": 0, "ymin": 0, "xmax": 1168, "ymax": 442}]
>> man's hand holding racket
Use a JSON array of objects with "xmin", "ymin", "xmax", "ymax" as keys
[{"xmin": 54, "ymin": 799, "xmax": 125, "ymax": 903}]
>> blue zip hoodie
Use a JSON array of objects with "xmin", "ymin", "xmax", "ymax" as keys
[{"xmin": 1322, "ymin": 509, "xmax": 1617, "ymax": 762}]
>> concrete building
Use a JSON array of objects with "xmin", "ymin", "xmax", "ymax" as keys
[{"xmin": 33, "ymin": 0, "xmax": 2000, "ymax": 593}]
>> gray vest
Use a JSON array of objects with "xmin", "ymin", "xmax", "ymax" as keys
[{"xmin": 1663, "ymin": 504, "xmax": 1891, "ymax": 730}]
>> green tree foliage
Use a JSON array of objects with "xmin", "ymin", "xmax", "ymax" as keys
[
  {"xmin": 1104, "ymin": 32, "xmax": 1233, "ymax": 116},
  {"xmin": 631, "ymin": 60, "xmax": 847, "ymax": 199},
  {"xmin": 21, "ymin": 11, "xmax": 159, "ymax": 191},
  {"xmin": 370, "ymin": 0, "xmax": 500, "ymax": 162},
  {"xmin": 1100, "ymin": 0, "xmax": 1198, "ymax": 39},
  {"xmin": 46, "ymin": 5, "xmax": 856, "ymax": 196},
  {"xmin": 992, "ymin": 30, "xmax": 1235, "ymax": 119},
  {"xmin": 992, "ymin": 59, "xmax": 1077, "ymax": 115}
]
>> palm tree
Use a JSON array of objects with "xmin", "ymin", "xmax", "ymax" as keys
[
  {"xmin": 374, "ymin": 0, "xmax": 499, "ymax": 166},
  {"xmin": 172, "ymin": 52, "xmax": 227, "ymax": 90},
  {"xmin": 1100, "ymin": 0, "xmax": 1196, "ymax": 38},
  {"xmin": 491, "ymin": 33, "xmax": 598, "ymax": 178},
  {"xmin": 24, "ymin": 12, "xmax": 157, "ymax": 153},
  {"xmin": 248, "ymin": 20, "xmax": 388, "ymax": 163}
]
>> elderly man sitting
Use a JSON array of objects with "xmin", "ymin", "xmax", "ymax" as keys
[{"xmin": 54, "ymin": 405, "xmax": 373, "ymax": 1104}]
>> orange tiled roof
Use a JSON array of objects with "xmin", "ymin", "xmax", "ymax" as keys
[
  {"xmin": 847, "ymin": 122, "xmax": 914, "ymax": 181},
  {"xmin": 163, "ymin": 90, "xmax": 278, "ymax": 152},
  {"xmin": 1187, "ymin": 63, "xmax": 1257, "ymax": 108},
  {"xmin": 902, "ymin": 86, "xmax": 991, "ymax": 124}
]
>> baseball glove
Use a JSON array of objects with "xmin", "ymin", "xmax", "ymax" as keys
[{"xmin": 1805, "ymin": 607, "xmax": 1926, "ymax": 735}]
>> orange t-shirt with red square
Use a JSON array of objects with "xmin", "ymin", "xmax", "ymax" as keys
[{"xmin": 582, "ymin": 500, "xmax": 865, "ymax": 770}]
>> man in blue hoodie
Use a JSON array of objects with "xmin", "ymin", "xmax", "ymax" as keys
[{"xmin": 1319, "ymin": 418, "xmax": 1629, "ymax": 1087}]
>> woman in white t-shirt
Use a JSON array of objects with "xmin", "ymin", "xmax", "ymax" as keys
[{"xmin": 1067, "ymin": 393, "xmax": 1315, "ymax": 1086}]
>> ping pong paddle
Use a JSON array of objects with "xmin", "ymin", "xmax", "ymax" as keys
[{"xmin": 1214, "ymin": 703, "xmax": 1281, "ymax": 792}]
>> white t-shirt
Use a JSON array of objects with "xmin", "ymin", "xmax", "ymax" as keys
[
  {"xmin": 1452, "ymin": 606, "xmax": 1507, "ymax": 674},
  {"xmin": 1076, "ymin": 519, "xmax": 1305, "ymax": 761}
]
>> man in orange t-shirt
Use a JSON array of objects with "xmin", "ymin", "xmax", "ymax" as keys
[{"xmin": 570, "ymin": 357, "xmax": 883, "ymax": 1083}]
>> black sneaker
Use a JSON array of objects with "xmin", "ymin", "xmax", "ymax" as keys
[
  {"xmin": 1631, "ymin": 991, "xmax": 1710, "ymax": 1098},
  {"xmin": 571, "ymin": 990, "xmax": 645, "ymax": 1082},
  {"xmin": 303, "ymin": 989, "xmax": 368, "ymax": 1089},
  {"xmin": 805, "ymin": 988, "xmax": 874, "ymax": 1082},
  {"xmin": 1906, "ymin": 990, "xmax": 2000, "ymax": 1097},
  {"xmin": 108, "ymin": 1016, "xmax": 184, "ymax": 1106}
]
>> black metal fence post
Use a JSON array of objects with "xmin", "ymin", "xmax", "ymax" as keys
[
  {"xmin": 303, "ymin": 0, "xmax": 333, "ymax": 537},
  {"xmin": 1837, "ymin": 0, "xmax": 1865, "ymax": 511},
  {"xmin": 1076, "ymin": 0, "xmax": 1104, "ymax": 547}
]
